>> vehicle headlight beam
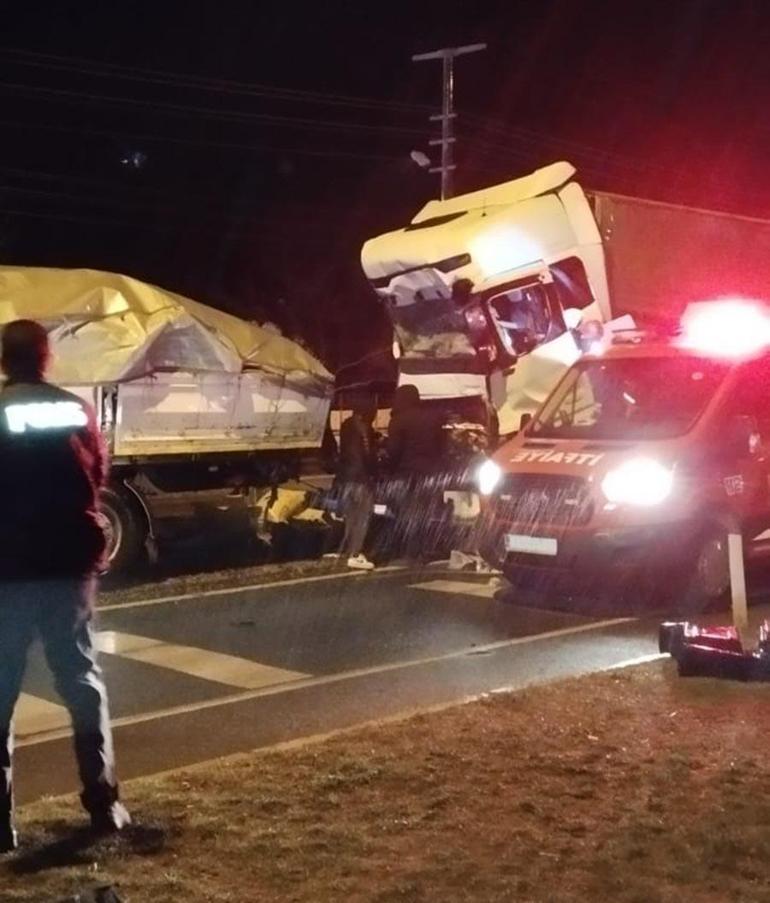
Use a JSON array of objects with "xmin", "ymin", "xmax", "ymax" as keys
[
  {"xmin": 477, "ymin": 459, "xmax": 503, "ymax": 496},
  {"xmin": 601, "ymin": 457, "xmax": 674, "ymax": 507}
]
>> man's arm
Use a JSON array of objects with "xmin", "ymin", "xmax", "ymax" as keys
[{"xmin": 81, "ymin": 404, "xmax": 108, "ymax": 492}]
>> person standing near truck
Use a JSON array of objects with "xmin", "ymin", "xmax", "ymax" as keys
[
  {"xmin": 387, "ymin": 384, "xmax": 444, "ymax": 559},
  {"xmin": 0, "ymin": 320, "xmax": 130, "ymax": 852},
  {"xmin": 337, "ymin": 396, "xmax": 379, "ymax": 570}
]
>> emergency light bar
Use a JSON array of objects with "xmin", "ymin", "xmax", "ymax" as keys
[
  {"xmin": 607, "ymin": 300, "xmax": 770, "ymax": 359},
  {"xmin": 678, "ymin": 299, "xmax": 770, "ymax": 359}
]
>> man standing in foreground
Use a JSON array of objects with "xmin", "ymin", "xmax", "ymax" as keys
[{"xmin": 0, "ymin": 320, "xmax": 130, "ymax": 853}]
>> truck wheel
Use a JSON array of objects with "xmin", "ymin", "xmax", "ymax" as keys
[
  {"xmin": 678, "ymin": 527, "xmax": 731, "ymax": 614},
  {"xmin": 99, "ymin": 487, "xmax": 148, "ymax": 575}
]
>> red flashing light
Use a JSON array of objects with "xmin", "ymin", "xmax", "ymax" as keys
[{"xmin": 679, "ymin": 299, "xmax": 770, "ymax": 359}]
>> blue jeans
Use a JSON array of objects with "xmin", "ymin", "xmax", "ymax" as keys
[{"xmin": 0, "ymin": 578, "xmax": 118, "ymax": 828}]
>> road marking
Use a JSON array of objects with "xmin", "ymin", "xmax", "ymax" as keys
[
  {"xmin": 18, "ymin": 616, "xmax": 634, "ymax": 748},
  {"xmin": 15, "ymin": 693, "xmax": 70, "ymax": 738},
  {"xmin": 99, "ymin": 564, "xmax": 406, "ymax": 612},
  {"xmin": 600, "ymin": 652, "xmax": 668, "ymax": 670},
  {"xmin": 95, "ymin": 631, "xmax": 307, "ymax": 689},
  {"xmin": 411, "ymin": 578, "xmax": 498, "ymax": 599},
  {"xmin": 488, "ymin": 651, "xmax": 667, "ymax": 697}
]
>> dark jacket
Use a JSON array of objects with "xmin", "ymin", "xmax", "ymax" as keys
[
  {"xmin": 0, "ymin": 380, "xmax": 107, "ymax": 578},
  {"xmin": 337, "ymin": 414, "xmax": 377, "ymax": 484}
]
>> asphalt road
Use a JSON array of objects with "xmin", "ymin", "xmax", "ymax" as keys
[{"xmin": 8, "ymin": 564, "xmax": 677, "ymax": 806}]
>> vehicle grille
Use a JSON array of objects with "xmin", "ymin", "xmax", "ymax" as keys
[{"xmin": 494, "ymin": 473, "xmax": 593, "ymax": 527}]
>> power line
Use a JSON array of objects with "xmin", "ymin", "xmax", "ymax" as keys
[
  {"xmin": 0, "ymin": 117, "xmax": 668, "ymax": 214},
  {"xmin": 0, "ymin": 117, "xmax": 403, "ymax": 162},
  {"xmin": 0, "ymin": 52, "xmax": 700, "ymax": 207},
  {"xmin": 0, "ymin": 164, "xmax": 220, "ymax": 204},
  {"xmin": 0, "ymin": 181, "xmax": 382, "ymax": 231},
  {"xmin": 0, "ymin": 47, "xmax": 435, "ymax": 116},
  {"xmin": 0, "ymin": 205, "xmax": 342, "ymax": 242},
  {"xmin": 462, "ymin": 113, "xmax": 668, "ymax": 176},
  {"xmin": 0, "ymin": 49, "xmax": 667, "ymax": 182},
  {"xmin": 0, "ymin": 81, "xmax": 433, "ymax": 138}
]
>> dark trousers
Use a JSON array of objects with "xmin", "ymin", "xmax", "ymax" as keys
[
  {"xmin": 340, "ymin": 483, "xmax": 374, "ymax": 557},
  {"xmin": 0, "ymin": 578, "xmax": 118, "ymax": 829},
  {"xmin": 388, "ymin": 475, "xmax": 440, "ymax": 559}
]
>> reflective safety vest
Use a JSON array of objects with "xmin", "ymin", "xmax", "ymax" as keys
[{"xmin": 0, "ymin": 380, "xmax": 107, "ymax": 578}]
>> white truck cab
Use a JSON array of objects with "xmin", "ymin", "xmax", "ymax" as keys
[{"xmin": 362, "ymin": 162, "xmax": 607, "ymax": 435}]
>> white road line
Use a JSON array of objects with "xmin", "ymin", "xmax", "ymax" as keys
[
  {"xmin": 600, "ymin": 652, "xmax": 668, "ymax": 671},
  {"xmin": 95, "ymin": 631, "xmax": 307, "ymax": 689},
  {"xmin": 411, "ymin": 578, "xmax": 498, "ymax": 599},
  {"xmin": 18, "ymin": 616, "xmax": 635, "ymax": 748},
  {"xmin": 99, "ymin": 564, "xmax": 406, "ymax": 612},
  {"xmin": 14, "ymin": 693, "xmax": 70, "ymax": 739},
  {"xmin": 488, "ymin": 651, "xmax": 667, "ymax": 697}
]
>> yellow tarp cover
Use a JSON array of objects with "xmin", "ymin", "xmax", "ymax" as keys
[{"xmin": 0, "ymin": 267, "xmax": 331, "ymax": 387}]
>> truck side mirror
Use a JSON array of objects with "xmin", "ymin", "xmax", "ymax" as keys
[{"xmin": 576, "ymin": 320, "xmax": 604, "ymax": 353}]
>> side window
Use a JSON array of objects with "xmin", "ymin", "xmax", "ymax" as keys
[
  {"xmin": 485, "ymin": 283, "xmax": 567, "ymax": 358},
  {"xmin": 732, "ymin": 358, "xmax": 770, "ymax": 440}
]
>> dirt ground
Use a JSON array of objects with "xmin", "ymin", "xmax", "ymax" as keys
[{"xmin": 5, "ymin": 660, "xmax": 770, "ymax": 902}]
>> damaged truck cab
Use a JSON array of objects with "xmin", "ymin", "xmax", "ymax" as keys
[{"xmin": 361, "ymin": 162, "xmax": 606, "ymax": 438}]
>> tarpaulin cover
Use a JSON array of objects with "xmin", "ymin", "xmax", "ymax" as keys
[
  {"xmin": 592, "ymin": 193, "xmax": 770, "ymax": 321},
  {"xmin": 0, "ymin": 267, "xmax": 332, "ymax": 389}
]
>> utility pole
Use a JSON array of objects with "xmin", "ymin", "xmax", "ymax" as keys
[{"xmin": 412, "ymin": 43, "xmax": 486, "ymax": 200}]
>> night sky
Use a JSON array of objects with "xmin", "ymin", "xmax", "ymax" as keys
[{"xmin": 2, "ymin": 0, "xmax": 769, "ymax": 381}]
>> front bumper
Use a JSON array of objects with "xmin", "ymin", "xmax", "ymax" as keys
[{"xmin": 481, "ymin": 516, "xmax": 696, "ymax": 587}]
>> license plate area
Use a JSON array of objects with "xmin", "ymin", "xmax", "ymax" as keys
[{"xmin": 504, "ymin": 534, "xmax": 558, "ymax": 556}]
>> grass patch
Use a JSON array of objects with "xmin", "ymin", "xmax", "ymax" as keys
[{"xmin": 6, "ymin": 661, "xmax": 770, "ymax": 901}]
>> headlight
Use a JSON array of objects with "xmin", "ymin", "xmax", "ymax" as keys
[
  {"xmin": 601, "ymin": 458, "xmax": 674, "ymax": 507},
  {"xmin": 477, "ymin": 459, "xmax": 502, "ymax": 496}
]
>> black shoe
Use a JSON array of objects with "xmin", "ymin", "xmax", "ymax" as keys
[
  {"xmin": 90, "ymin": 801, "xmax": 131, "ymax": 835},
  {"xmin": 0, "ymin": 824, "xmax": 18, "ymax": 854}
]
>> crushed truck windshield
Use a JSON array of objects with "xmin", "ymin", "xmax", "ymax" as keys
[
  {"xmin": 529, "ymin": 355, "xmax": 729, "ymax": 440},
  {"xmin": 389, "ymin": 295, "xmax": 477, "ymax": 360}
]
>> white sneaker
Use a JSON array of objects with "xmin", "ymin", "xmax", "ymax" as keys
[
  {"xmin": 347, "ymin": 554, "xmax": 375, "ymax": 571},
  {"xmin": 322, "ymin": 553, "xmax": 342, "ymax": 559}
]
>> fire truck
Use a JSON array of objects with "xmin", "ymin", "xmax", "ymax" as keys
[{"xmin": 476, "ymin": 302, "xmax": 770, "ymax": 607}]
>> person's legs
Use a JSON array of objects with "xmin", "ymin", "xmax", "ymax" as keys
[
  {"xmin": 37, "ymin": 578, "xmax": 125, "ymax": 827},
  {"xmin": 340, "ymin": 484, "xmax": 374, "ymax": 562},
  {"xmin": 0, "ymin": 585, "xmax": 37, "ymax": 850},
  {"xmin": 342, "ymin": 484, "xmax": 374, "ymax": 558},
  {"xmin": 399, "ymin": 475, "xmax": 429, "ymax": 560},
  {"xmin": 339, "ymin": 484, "xmax": 356, "ymax": 556}
]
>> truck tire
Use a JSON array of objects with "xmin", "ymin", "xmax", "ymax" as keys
[
  {"xmin": 677, "ymin": 525, "xmax": 731, "ymax": 614},
  {"xmin": 99, "ymin": 486, "xmax": 148, "ymax": 575}
]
